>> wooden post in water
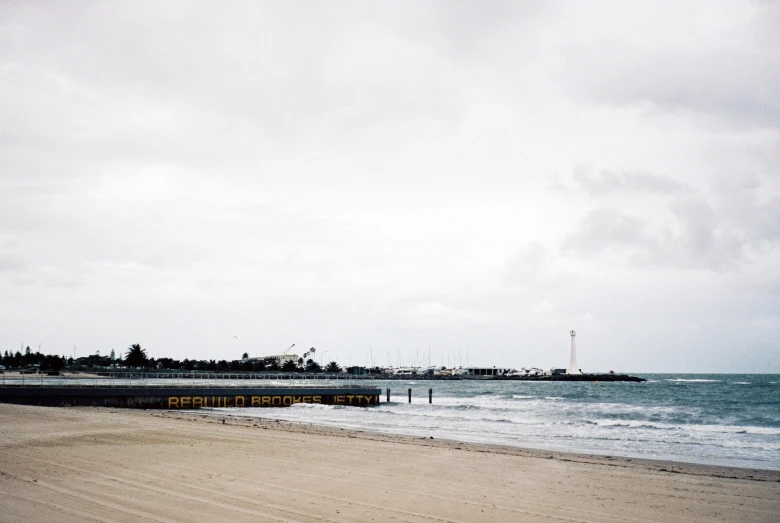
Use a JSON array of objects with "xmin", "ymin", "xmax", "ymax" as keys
[
  {"xmin": 386, "ymin": 388, "xmax": 390, "ymax": 403},
  {"xmin": 429, "ymin": 388, "xmax": 432, "ymax": 404},
  {"xmin": 408, "ymin": 388, "xmax": 412, "ymax": 403}
]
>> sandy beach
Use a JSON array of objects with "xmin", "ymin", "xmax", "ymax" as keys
[{"xmin": 0, "ymin": 404, "xmax": 778, "ymax": 522}]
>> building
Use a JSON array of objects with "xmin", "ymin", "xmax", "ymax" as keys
[
  {"xmin": 464, "ymin": 367, "xmax": 513, "ymax": 378},
  {"xmin": 245, "ymin": 353, "xmax": 299, "ymax": 367}
]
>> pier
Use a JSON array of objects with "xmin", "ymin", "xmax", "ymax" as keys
[{"xmin": 0, "ymin": 380, "xmax": 381, "ymax": 409}]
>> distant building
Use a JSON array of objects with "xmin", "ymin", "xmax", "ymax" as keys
[
  {"xmin": 464, "ymin": 367, "xmax": 513, "ymax": 377},
  {"xmin": 245, "ymin": 354, "xmax": 299, "ymax": 366}
]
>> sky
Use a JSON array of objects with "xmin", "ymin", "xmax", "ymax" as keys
[{"xmin": 1, "ymin": 1, "xmax": 779, "ymax": 373}]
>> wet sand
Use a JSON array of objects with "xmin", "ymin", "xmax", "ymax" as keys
[{"xmin": 0, "ymin": 403, "xmax": 778, "ymax": 522}]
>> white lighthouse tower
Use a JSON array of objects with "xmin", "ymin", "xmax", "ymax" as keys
[{"xmin": 567, "ymin": 330, "xmax": 581, "ymax": 374}]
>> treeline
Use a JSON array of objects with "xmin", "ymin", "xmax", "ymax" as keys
[
  {"xmin": 1, "ymin": 347, "xmax": 67, "ymax": 371},
  {"xmin": 0, "ymin": 344, "xmax": 348, "ymax": 374}
]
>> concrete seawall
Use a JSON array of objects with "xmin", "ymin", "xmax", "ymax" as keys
[
  {"xmin": 0, "ymin": 385, "xmax": 382, "ymax": 409},
  {"xmin": 498, "ymin": 373, "xmax": 646, "ymax": 382}
]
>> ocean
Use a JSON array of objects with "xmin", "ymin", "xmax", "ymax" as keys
[{"xmin": 216, "ymin": 374, "xmax": 780, "ymax": 471}]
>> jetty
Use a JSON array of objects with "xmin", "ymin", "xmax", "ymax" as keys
[{"xmin": 0, "ymin": 381, "xmax": 381, "ymax": 409}]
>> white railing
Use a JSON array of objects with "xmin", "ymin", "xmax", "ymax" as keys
[{"xmin": 0, "ymin": 372, "xmax": 375, "ymax": 389}]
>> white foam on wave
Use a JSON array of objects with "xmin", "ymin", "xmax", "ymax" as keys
[
  {"xmin": 580, "ymin": 402, "xmax": 683, "ymax": 416},
  {"xmin": 664, "ymin": 378, "xmax": 719, "ymax": 383},
  {"xmin": 592, "ymin": 418, "xmax": 780, "ymax": 435},
  {"xmin": 731, "ymin": 382, "xmax": 751, "ymax": 385},
  {"xmin": 195, "ymin": 379, "xmax": 780, "ymax": 471},
  {"xmin": 425, "ymin": 394, "xmax": 504, "ymax": 406}
]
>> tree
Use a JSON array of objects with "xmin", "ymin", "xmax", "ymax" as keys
[
  {"xmin": 281, "ymin": 359, "xmax": 298, "ymax": 372},
  {"xmin": 249, "ymin": 360, "xmax": 266, "ymax": 371},
  {"xmin": 305, "ymin": 360, "xmax": 322, "ymax": 373},
  {"xmin": 123, "ymin": 344, "xmax": 149, "ymax": 368},
  {"xmin": 242, "ymin": 352, "xmax": 249, "ymax": 360},
  {"xmin": 156, "ymin": 357, "xmax": 181, "ymax": 370},
  {"xmin": 325, "ymin": 361, "xmax": 342, "ymax": 373}
]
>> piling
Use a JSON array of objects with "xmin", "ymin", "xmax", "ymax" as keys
[
  {"xmin": 386, "ymin": 388, "xmax": 390, "ymax": 403},
  {"xmin": 408, "ymin": 388, "xmax": 412, "ymax": 403},
  {"xmin": 429, "ymin": 388, "xmax": 432, "ymax": 404}
]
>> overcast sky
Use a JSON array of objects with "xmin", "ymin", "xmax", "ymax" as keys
[{"xmin": 1, "ymin": 1, "xmax": 778, "ymax": 372}]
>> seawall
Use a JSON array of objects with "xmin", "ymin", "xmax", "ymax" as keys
[{"xmin": 0, "ymin": 385, "xmax": 382, "ymax": 409}]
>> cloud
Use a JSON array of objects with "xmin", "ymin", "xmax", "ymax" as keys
[
  {"xmin": 575, "ymin": 312, "xmax": 594, "ymax": 323},
  {"xmin": 503, "ymin": 242, "xmax": 566, "ymax": 288},
  {"xmin": 404, "ymin": 300, "xmax": 494, "ymax": 329},
  {"xmin": 0, "ymin": 252, "xmax": 27, "ymax": 274},
  {"xmin": 754, "ymin": 196, "xmax": 780, "ymax": 243},
  {"xmin": 564, "ymin": 2, "xmax": 780, "ymax": 129},
  {"xmin": 573, "ymin": 166, "xmax": 688, "ymax": 195},
  {"xmin": 408, "ymin": 301, "xmax": 456, "ymax": 319},
  {"xmin": 563, "ymin": 187, "xmax": 780, "ymax": 271},
  {"xmin": 0, "ymin": 2, "xmax": 779, "ymax": 372},
  {"xmin": 529, "ymin": 300, "xmax": 554, "ymax": 314},
  {"xmin": 708, "ymin": 173, "xmax": 780, "ymax": 247},
  {"xmin": 667, "ymin": 197, "xmax": 744, "ymax": 270},
  {"xmin": 561, "ymin": 208, "xmax": 658, "ymax": 261}
]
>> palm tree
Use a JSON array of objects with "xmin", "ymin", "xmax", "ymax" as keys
[
  {"xmin": 325, "ymin": 361, "xmax": 342, "ymax": 373},
  {"xmin": 281, "ymin": 359, "xmax": 298, "ymax": 372},
  {"xmin": 123, "ymin": 344, "xmax": 149, "ymax": 368}
]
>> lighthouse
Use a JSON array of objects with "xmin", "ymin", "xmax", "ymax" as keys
[{"xmin": 567, "ymin": 330, "xmax": 581, "ymax": 374}]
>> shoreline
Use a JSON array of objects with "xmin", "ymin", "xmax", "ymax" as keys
[
  {"xmin": 196, "ymin": 406, "xmax": 780, "ymax": 474},
  {"xmin": 2, "ymin": 403, "xmax": 779, "ymax": 522},
  {"xmin": 193, "ymin": 409, "xmax": 780, "ymax": 483}
]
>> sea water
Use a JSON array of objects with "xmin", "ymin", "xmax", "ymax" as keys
[{"xmin": 216, "ymin": 374, "xmax": 780, "ymax": 471}]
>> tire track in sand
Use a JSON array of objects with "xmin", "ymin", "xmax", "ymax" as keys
[
  {"xmin": 2, "ymin": 491, "xmax": 116, "ymax": 523},
  {"xmin": 5, "ymin": 452, "xmax": 346, "ymax": 523}
]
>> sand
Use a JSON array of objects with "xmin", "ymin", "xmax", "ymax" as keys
[{"xmin": 0, "ymin": 404, "xmax": 778, "ymax": 523}]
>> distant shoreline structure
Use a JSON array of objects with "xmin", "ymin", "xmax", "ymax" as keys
[
  {"xmin": 497, "ymin": 372, "xmax": 645, "ymax": 382},
  {"xmin": 2, "ymin": 331, "xmax": 644, "ymax": 381},
  {"xmin": 1, "ymin": 370, "xmax": 646, "ymax": 382}
]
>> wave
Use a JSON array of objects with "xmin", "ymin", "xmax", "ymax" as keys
[
  {"xmin": 731, "ymin": 382, "xmax": 751, "ymax": 385},
  {"xmin": 591, "ymin": 419, "xmax": 780, "ymax": 435},
  {"xmin": 664, "ymin": 379, "xmax": 719, "ymax": 383},
  {"xmin": 578, "ymin": 403, "xmax": 686, "ymax": 417}
]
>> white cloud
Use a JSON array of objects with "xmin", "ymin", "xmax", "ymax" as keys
[
  {"xmin": 529, "ymin": 301, "xmax": 554, "ymax": 314},
  {"xmin": 0, "ymin": 1, "xmax": 778, "ymax": 372},
  {"xmin": 575, "ymin": 313, "xmax": 594, "ymax": 323},
  {"xmin": 408, "ymin": 301, "xmax": 456, "ymax": 319},
  {"xmin": 573, "ymin": 166, "xmax": 689, "ymax": 195}
]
